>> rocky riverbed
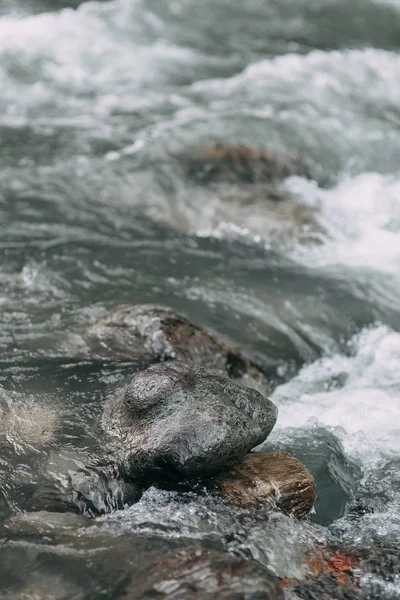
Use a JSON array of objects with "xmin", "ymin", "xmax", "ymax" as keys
[{"xmin": 1, "ymin": 0, "xmax": 400, "ymax": 598}]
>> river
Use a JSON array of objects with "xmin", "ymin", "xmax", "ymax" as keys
[{"xmin": 1, "ymin": 0, "xmax": 400, "ymax": 598}]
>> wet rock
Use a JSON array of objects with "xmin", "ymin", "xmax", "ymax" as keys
[
  {"xmin": 70, "ymin": 304, "xmax": 268, "ymax": 392},
  {"xmin": 216, "ymin": 451, "xmax": 316, "ymax": 519},
  {"xmin": 124, "ymin": 547, "xmax": 284, "ymax": 600},
  {"xmin": 280, "ymin": 547, "xmax": 363, "ymax": 599},
  {"xmin": 263, "ymin": 428, "xmax": 362, "ymax": 526},
  {"xmin": 181, "ymin": 142, "xmax": 323, "ymax": 246},
  {"xmin": 0, "ymin": 524, "xmax": 209, "ymax": 600},
  {"xmin": 186, "ymin": 143, "xmax": 311, "ymax": 185},
  {"xmin": 331, "ymin": 500, "xmax": 400, "ymax": 597},
  {"xmin": 186, "ymin": 183, "xmax": 323, "ymax": 247},
  {"xmin": 288, "ymin": 578, "xmax": 360, "ymax": 600},
  {"xmin": 102, "ymin": 360, "xmax": 278, "ymax": 483}
]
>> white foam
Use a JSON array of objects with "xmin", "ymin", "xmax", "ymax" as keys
[
  {"xmin": 192, "ymin": 48, "xmax": 400, "ymax": 130},
  {"xmin": 272, "ymin": 325, "xmax": 400, "ymax": 464},
  {"xmin": 193, "ymin": 47, "xmax": 400, "ymax": 105},
  {"xmin": 0, "ymin": 0, "xmax": 225, "ymax": 119},
  {"xmin": 285, "ymin": 172, "xmax": 400, "ymax": 277},
  {"xmin": 2, "ymin": 4, "xmax": 400, "ymax": 138}
]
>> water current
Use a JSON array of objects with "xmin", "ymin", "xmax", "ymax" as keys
[{"xmin": 1, "ymin": 1, "xmax": 400, "ymax": 598}]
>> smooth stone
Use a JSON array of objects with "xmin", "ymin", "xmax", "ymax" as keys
[
  {"xmin": 69, "ymin": 304, "xmax": 268, "ymax": 393},
  {"xmin": 123, "ymin": 547, "xmax": 284, "ymax": 600},
  {"xmin": 216, "ymin": 451, "xmax": 316, "ymax": 519},
  {"xmin": 102, "ymin": 360, "xmax": 278, "ymax": 483}
]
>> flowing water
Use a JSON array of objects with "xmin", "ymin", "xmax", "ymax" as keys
[{"xmin": 1, "ymin": 0, "xmax": 400, "ymax": 598}]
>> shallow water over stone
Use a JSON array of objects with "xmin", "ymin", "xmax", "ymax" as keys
[{"xmin": 1, "ymin": 0, "xmax": 400, "ymax": 598}]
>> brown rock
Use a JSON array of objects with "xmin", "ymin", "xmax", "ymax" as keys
[
  {"xmin": 123, "ymin": 547, "xmax": 284, "ymax": 600},
  {"xmin": 216, "ymin": 451, "xmax": 316, "ymax": 519},
  {"xmin": 186, "ymin": 142, "xmax": 311, "ymax": 185},
  {"xmin": 69, "ymin": 304, "xmax": 268, "ymax": 392}
]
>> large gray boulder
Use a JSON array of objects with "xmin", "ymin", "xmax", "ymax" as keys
[{"xmin": 102, "ymin": 361, "xmax": 278, "ymax": 483}]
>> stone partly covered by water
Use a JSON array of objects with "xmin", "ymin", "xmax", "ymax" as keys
[
  {"xmin": 216, "ymin": 451, "xmax": 316, "ymax": 519},
  {"xmin": 183, "ymin": 143, "xmax": 322, "ymax": 245},
  {"xmin": 102, "ymin": 360, "xmax": 278, "ymax": 483},
  {"xmin": 185, "ymin": 143, "xmax": 312, "ymax": 186},
  {"xmin": 3, "ymin": 0, "xmax": 400, "ymax": 597},
  {"xmin": 123, "ymin": 547, "xmax": 284, "ymax": 600},
  {"xmin": 69, "ymin": 304, "xmax": 268, "ymax": 392}
]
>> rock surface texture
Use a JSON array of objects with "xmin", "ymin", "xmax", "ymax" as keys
[
  {"xmin": 216, "ymin": 451, "xmax": 316, "ymax": 518},
  {"xmin": 102, "ymin": 361, "xmax": 278, "ymax": 483},
  {"xmin": 70, "ymin": 304, "xmax": 268, "ymax": 392},
  {"xmin": 124, "ymin": 547, "xmax": 284, "ymax": 600}
]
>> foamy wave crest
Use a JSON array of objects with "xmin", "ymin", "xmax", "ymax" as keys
[
  {"xmin": 286, "ymin": 172, "xmax": 400, "ymax": 276},
  {"xmin": 272, "ymin": 325, "xmax": 400, "ymax": 463},
  {"xmin": 192, "ymin": 48, "xmax": 400, "ymax": 172},
  {"xmin": 193, "ymin": 48, "xmax": 400, "ymax": 108},
  {"xmin": 0, "ymin": 0, "xmax": 225, "ymax": 119}
]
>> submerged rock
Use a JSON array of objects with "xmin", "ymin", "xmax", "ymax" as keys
[
  {"xmin": 1, "ymin": 517, "xmax": 214, "ymax": 600},
  {"xmin": 69, "ymin": 304, "xmax": 268, "ymax": 392},
  {"xmin": 124, "ymin": 547, "xmax": 284, "ymax": 600},
  {"xmin": 102, "ymin": 361, "xmax": 278, "ymax": 483},
  {"xmin": 216, "ymin": 451, "xmax": 316, "ymax": 519},
  {"xmin": 207, "ymin": 184, "xmax": 323, "ymax": 245},
  {"xmin": 181, "ymin": 143, "xmax": 323, "ymax": 246},
  {"xmin": 186, "ymin": 143, "xmax": 311, "ymax": 185},
  {"xmin": 283, "ymin": 547, "xmax": 364, "ymax": 600}
]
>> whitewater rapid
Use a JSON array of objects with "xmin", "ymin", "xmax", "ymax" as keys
[{"xmin": 1, "ymin": 0, "xmax": 400, "ymax": 598}]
